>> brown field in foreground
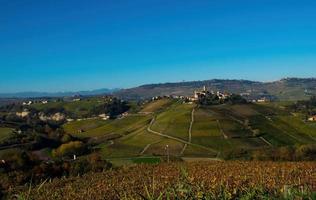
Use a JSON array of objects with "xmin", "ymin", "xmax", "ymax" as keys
[{"xmin": 14, "ymin": 161, "xmax": 316, "ymax": 200}]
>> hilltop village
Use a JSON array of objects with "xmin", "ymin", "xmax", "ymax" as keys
[
  {"xmin": 189, "ymin": 86, "xmax": 231, "ymax": 102},
  {"xmin": 151, "ymin": 86, "xmax": 269, "ymax": 104}
]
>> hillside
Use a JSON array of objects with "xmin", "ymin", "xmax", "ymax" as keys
[
  {"xmin": 1, "ymin": 97, "xmax": 316, "ymax": 198},
  {"xmin": 115, "ymin": 78, "xmax": 316, "ymax": 101},
  {"xmin": 62, "ymin": 99, "xmax": 316, "ymax": 162}
]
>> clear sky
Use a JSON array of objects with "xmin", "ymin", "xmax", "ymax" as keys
[{"xmin": 1, "ymin": 0, "xmax": 316, "ymax": 93}]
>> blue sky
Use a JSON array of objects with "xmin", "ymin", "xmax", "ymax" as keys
[{"xmin": 1, "ymin": 0, "xmax": 316, "ymax": 93}]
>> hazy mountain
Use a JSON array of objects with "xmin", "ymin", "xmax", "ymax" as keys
[
  {"xmin": 0, "ymin": 88, "xmax": 119, "ymax": 98},
  {"xmin": 2, "ymin": 77, "xmax": 316, "ymax": 101},
  {"xmin": 114, "ymin": 78, "xmax": 316, "ymax": 101}
]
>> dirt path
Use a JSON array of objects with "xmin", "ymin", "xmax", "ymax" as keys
[
  {"xmin": 140, "ymin": 143, "xmax": 151, "ymax": 155},
  {"xmin": 147, "ymin": 117, "xmax": 218, "ymax": 154},
  {"xmin": 259, "ymin": 136, "xmax": 273, "ymax": 146},
  {"xmin": 180, "ymin": 107, "xmax": 195, "ymax": 155},
  {"xmin": 216, "ymin": 120, "xmax": 228, "ymax": 139}
]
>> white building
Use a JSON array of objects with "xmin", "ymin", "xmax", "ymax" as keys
[
  {"xmin": 22, "ymin": 101, "xmax": 33, "ymax": 106},
  {"xmin": 308, "ymin": 116, "xmax": 316, "ymax": 122}
]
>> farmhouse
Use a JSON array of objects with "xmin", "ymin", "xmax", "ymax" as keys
[
  {"xmin": 39, "ymin": 112, "xmax": 66, "ymax": 122},
  {"xmin": 216, "ymin": 91, "xmax": 230, "ymax": 100},
  {"xmin": 308, "ymin": 115, "xmax": 316, "ymax": 122},
  {"xmin": 22, "ymin": 101, "xmax": 33, "ymax": 106},
  {"xmin": 99, "ymin": 114, "xmax": 110, "ymax": 120},
  {"xmin": 16, "ymin": 109, "xmax": 30, "ymax": 118}
]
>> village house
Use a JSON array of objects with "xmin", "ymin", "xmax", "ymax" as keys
[
  {"xmin": 216, "ymin": 91, "xmax": 230, "ymax": 100},
  {"xmin": 22, "ymin": 101, "xmax": 33, "ymax": 106},
  {"xmin": 99, "ymin": 113, "xmax": 110, "ymax": 120},
  {"xmin": 16, "ymin": 109, "xmax": 30, "ymax": 118},
  {"xmin": 189, "ymin": 86, "xmax": 209, "ymax": 101},
  {"xmin": 308, "ymin": 115, "xmax": 316, "ymax": 122},
  {"xmin": 256, "ymin": 97, "xmax": 269, "ymax": 103},
  {"xmin": 152, "ymin": 96, "xmax": 162, "ymax": 101}
]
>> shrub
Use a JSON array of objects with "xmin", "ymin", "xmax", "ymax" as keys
[
  {"xmin": 52, "ymin": 141, "xmax": 85, "ymax": 157},
  {"xmin": 60, "ymin": 134, "xmax": 72, "ymax": 143},
  {"xmin": 295, "ymin": 144, "xmax": 316, "ymax": 160},
  {"xmin": 87, "ymin": 153, "xmax": 112, "ymax": 172}
]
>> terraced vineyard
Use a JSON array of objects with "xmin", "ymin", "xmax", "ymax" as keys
[
  {"xmin": 61, "ymin": 99, "xmax": 316, "ymax": 164},
  {"xmin": 150, "ymin": 102, "xmax": 194, "ymax": 141}
]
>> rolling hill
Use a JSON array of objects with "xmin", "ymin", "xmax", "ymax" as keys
[
  {"xmin": 62, "ymin": 98, "xmax": 316, "ymax": 162},
  {"xmin": 115, "ymin": 78, "xmax": 316, "ymax": 101}
]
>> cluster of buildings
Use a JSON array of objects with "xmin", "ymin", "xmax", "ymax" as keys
[
  {"xmin": 149, "ymin": 86, "xmax": 275, "ymax": 105},
  {"xmin": 22, "ymin": 101, "xmax": 33, "ymax": 106},
  {"xmin": 189, "ymin": 86, "xmax": 231, "ymax": 102},
  {"xmin": 22, "ymin": 100, "xmax": 49, "ymax": 106},
  {"xmin": 16, "ymin": 109, "xmax": 30, "ymax": 118},
  {"xmin": 150, "ymin": 86, "xmax": 231, "ymax": 103}
]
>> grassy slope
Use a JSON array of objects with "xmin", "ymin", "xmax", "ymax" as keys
[
  {"xmin": 151, "ymin": 102, "xmax": 194, "ymax": 140},
  {"xmin": 67, "ymin": 100, "xmax": 316, "ymax": 160},
  {"xmin": 0, "ymin": 127, "xmax": 13, "ymax": 142},
  {"xmin": 196, "ymin": 102, "xmax": 316, "ymax": 149},
  {"xmin": 140, "ymin": 99, "xmax": 174, "ymax": 113},
  {"xmin": 190, "ymin": 108, "xmax": 229, "ymax": 150},
  {"xmin": 96, "ymin": 100, "xmax": 181, "ymax": 159},
  {"xmin": 98, "ymin": 126, "xmax": 163, "ymax": 158},
  {"xmin": 145, "ymin": 138, "xmax": 184, "ymax": 156},
  {"xmin": 63, "ymin": 119, "xmax": 109, "ymax": 135},
  {"xmin": 31, "ymin": 98, "xmax": 106, "ymax": 118},
  {"xmin": 183, "ymin": 144, "xmax": 218, "ymax": 157},
  {"xmin": 71, "ymin": 115, "xmax": 151, "ymax": 138}
]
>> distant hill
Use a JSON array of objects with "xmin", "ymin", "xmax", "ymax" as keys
[
  {"xmin": 2, "ymin": 77, "xmax": 316, "ymax": 100},
  {"xmin": 0, "ymin": 88, "xmax": 119, "ymax": 98},
  {"xmin": 114, "ymin": 78, "xmax": 316, "ymax": 101}
]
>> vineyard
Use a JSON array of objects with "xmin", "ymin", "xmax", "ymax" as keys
[{"xmin": 16, "ymin": 161, "xmax": 316, "ymax": 200}]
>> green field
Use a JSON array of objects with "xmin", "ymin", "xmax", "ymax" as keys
[
  {"xmin": 145, "ymin": 138, "xmax": 184, "ymax": 156},
  {"xmin": 63, "ymin": 119, "xmax": 109, "ymax": 135},
  {"xmin": 0, "ymin": 127, "xmax": 13, "ymax": 142},
  {"xmin": 183, "ymin": 144, "xmax": 218, "ymax": 157},
  {"xmin": 151, "ymin": 103, "xmax": 194, "ymax": 140},
  {"xmin": 131, "ymin": 157, "xmax": 161, "ymax": 164},
  {"xmin": 31, "ymin": 98, "xmax": 108, "ymax": 118},
  {"xmin": 140, "ymin": 99, "xmax": 174, "ymax": 113},
  {"xmin": 192, "ymin": 108, "xmax": 221, "ymax": 137},
  {"xmin": 97, "ymin": 125, "xmax": 163, "ymax": 158},
  {"xmin": 67, "ymin": 115, "xmax": 151, "ymax": 138}
]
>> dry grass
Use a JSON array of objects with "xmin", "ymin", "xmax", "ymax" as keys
[{"xmin": 16, "ymin": 161, "xmax": 316, "ymax": 200}]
